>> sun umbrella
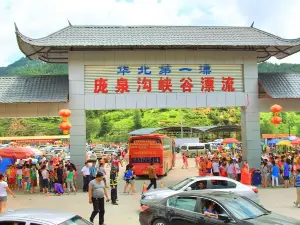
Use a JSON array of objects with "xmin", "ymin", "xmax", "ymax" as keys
[
  {"xmin": 284, "ymin": 136, "xmax": 298, "ymax": 141},
  {"xmin": 267, "ymin": 139, "xmax": 280, "ymax": 146},
  {"xmin": 291, "ymin": 138, "xmax": 300, "ymax": 145},
  {"xmin": 276, "ymin": 140, "xmax": 291, "ymax": 146},
  {"xmin": 0, "ymin": 147, "xmax": 35, "ymax": 159},
  {"xmin": 222, "ymin": 138, "xmax": 239, "ymax": 144}
]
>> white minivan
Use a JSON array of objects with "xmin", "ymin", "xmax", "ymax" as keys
[{"xmin": 180, "ymin": 143, "xmax": 211, "ymax": 157}]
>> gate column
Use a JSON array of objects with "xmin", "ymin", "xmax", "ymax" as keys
[
  {"xmin": 241, "ymin": 53, "xmax": 261, "ymax": 169},
  {"xmin": 69, "ymin": 52, "xmax": 86, "ymax": 188}
]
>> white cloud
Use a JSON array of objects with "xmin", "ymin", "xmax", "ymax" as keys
[{"xmin": 0, "ymin": 0, "xmax": 300, "ymax": 66}]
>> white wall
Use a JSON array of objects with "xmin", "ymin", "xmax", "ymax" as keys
[
  {"xmin": 0, "ymin": 102, "xmax": 69, "ymax": 118},
  {"xmin": 82, "ymin": 50, "xmax": 250, "ymax": 110}
]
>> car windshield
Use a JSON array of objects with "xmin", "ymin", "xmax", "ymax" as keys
[
  {"xmin": 59, "ymin": 216, "xmax": 91, "ymax": 225},
  {"xmin": 168, "ymin": 178, "xmax": 193, "ymax": 191},
  {"xmin": 221, "ymin": 197, "xmax": 269, "ymax": 220}
]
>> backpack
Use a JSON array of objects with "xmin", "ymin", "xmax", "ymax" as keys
[{"xmin": 124, "ymin": 169, "xmax": 132, "ymax": 179}]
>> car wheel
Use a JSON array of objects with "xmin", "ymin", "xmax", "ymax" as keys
[{"xmin": 153, "ymin": 219, "xmax": 168, "ymax": 225}]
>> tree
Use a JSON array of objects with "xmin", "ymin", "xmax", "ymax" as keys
[
  {"xmin": 133, "ymin": 110, "xmax": 142, "ymax": 130},
  {"xmin": 98, "ymin": 116, "xmax": 110, "ymax": 137}
]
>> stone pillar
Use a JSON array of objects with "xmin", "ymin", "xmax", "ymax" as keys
[
  {"xmin": 241, "ymin": 53, "xmax": 261, "ymax": 169},
  {"xmin": 68, "ymin": 52, "xmax": 86, "ymax": 189}
]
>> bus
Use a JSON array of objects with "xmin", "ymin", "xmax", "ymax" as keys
[{"xmin": 128, "ymin": 134, "xmax": 174, "ymax": 176}]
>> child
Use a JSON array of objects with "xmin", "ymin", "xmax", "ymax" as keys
[
  {"xmin": 16, "ymin": 166, "xmax": 23, "ymax": 191},
  {"xmin": 110, "ymin": 167, "xmax": 118, "ymax": 205},
  {"xmin": 30, "ymin": 164, "xmax": 37, "ymax": 193},
  {"xmin": 49, "ymin": 170, "xmax": 56, "ymax": 193},
  {"xmin": 23, "ymin": 165, "xmax": 30, "ymax": 191},
  {"xmin": 66, "ymin": 167, "xmax": 76, "ymax": 194}
]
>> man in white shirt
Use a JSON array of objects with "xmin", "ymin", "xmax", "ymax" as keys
[
  {"xmin": 212, "ymin": 159, "xmax": 220, "ymax": 176},
  {"xmin": 81, "ymin": 162, "xmax": 91, "ymax": 192}
]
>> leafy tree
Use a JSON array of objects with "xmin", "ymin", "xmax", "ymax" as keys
[
  {"xmin": 133, "ymin": 110, "xmax": 142, "ymax": 130},
  {"xmin": 98, "ymin": 116, "xmax": 110, "ymax": 138}
]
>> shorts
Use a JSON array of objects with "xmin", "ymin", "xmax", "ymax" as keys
[
  {"xmin": 8, "ymin": 178, "xmax": 16, "ymax": 185},
  {"xmin": 24, "ymin": 177, "xmax": 29, "ymax": 182},
  {"xmin": 125, "ymin": 179, "xmax": 130, "ymax": 184},
  {"xmin": 42, "ymin": 179, "xmax": 49, "ymax": 187},
  {"xmin": 129, "ymin": 179, "xmax": 135, "ymax": 183},
  {"xmin": 0, "ymin": 196, "xmax": 7, "ymax": 202},
  {"xmin": 31, "ymin": 178, "xmax": 37, "ymax": 187},
  {"xmin": 17, "ymin": 179, "xmax": 22, "ymax": 187},
  {"xmin": 283, "ymin": 176, "xmax": 289, "ymax": 181}
]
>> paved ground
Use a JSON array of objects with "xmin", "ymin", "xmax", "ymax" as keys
[{"xmin": 6, "ymin": 156, "xmax": 300, "ymax": 224}]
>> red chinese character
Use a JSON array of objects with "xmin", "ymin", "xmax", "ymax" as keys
[
  {"xmin": 94, "ymin": 78, "xmax": 108, "ymax": 94},
  {"xmin": 221, "ymin": 77, "xmax": 235, "ymax": 92},
  {"xmin": 137, "ymin": 77, "xmax": 152, "ymax": 92},
  {"xmin": 180, "ymin": 77, "xmax": 193, "ymax": 92},
  {"xmin": 201, "ymin": 77, "xmax": 215, "ymax": 92},
  {"xmin": 158, "ymin": 77, "xmax": 172, "ymax": 92},
  {"xmin": 115, "ymin": 78, "xmax": 130, "ymax": 93}
]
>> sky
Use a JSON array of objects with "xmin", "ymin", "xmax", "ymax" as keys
[{"xmin": 1, "ymin": 0, "xmax": 300, "ymax": 66}]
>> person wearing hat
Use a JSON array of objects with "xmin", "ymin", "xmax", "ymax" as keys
[{"xmin": 89, "ymin": 172, "xmax": 109, "ymax": 225}]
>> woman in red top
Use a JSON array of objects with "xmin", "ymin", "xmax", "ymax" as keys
[
  {"xmin": 182, "ymin": 153, "xmax": 188, "ymax": 169},
  {"xmin": 241, "ymin": 161, "xmax": 251, "ymax": 185}
]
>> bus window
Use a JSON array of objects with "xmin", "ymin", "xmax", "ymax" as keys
[
  {"xmin": 205, "ymin": 144, "xmax": 211, "ymax": 150},
  {"xmin": 181, "ymin": 146, "xmax": 187, "ymax": 150},
  {"xmin": 189, "ymin": 145, "xmax": 204, "ymax": 150}
]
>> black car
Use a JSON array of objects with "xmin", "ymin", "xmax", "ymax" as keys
[{"xmin": 139, "ymin": 191, "xmax": 300, "ymax": 225}]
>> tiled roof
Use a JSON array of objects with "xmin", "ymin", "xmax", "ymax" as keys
[
  {"xmin": 0, "ymin": 75, "xmax": 69, "ymax": 103},
  {"xmin": 258, "ymin": 73, "xmax": 300, "ymax": 99},
  {"xmin": 15, "ymin": 25, "xmax": 300, "ymax": 63}
]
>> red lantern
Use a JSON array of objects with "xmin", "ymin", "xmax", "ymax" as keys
[
  {"xmin": 60, "ymin": 122, "xmax": 72, "ymax": 131},
  {"xmin": 270, "ymin": 116, "xmax": 282, "ymax": 125},
  {"xmin": 270, "ymin": 104, "xmax": 283, "ymax": 113},
  {"xmin": 59, "ymin": 109, "xmax": 72, "ymax": 118}
]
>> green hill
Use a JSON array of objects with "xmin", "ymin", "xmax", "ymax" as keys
[{"xmin": 0, "ymin": 58, "xmax": 300, "ymax": 142}]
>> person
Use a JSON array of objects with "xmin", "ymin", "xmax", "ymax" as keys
[
  {"xmin": 110, "ymin": 167, "xmax": 118, "ymax": 205},
  {"xmin": 182, "ymin": 153, "xmax": 188, "ymax": 169},
  {"xmin": 90, "ymin": 161, "xmax": 97, "ymax": 180},
  {"xmin": 0, "ymin": 174, "xmax": 16, "ymax": 213},
  {"xmin": 41, "ymin": 165, "xmax": 49, "ymax": 194},
  {"xmin": 204, "ymin": 201, "xmax": 218, "ymax": 217},
  {"xmin": 22, "ymin": 164, "xmax": 29, "ymax": 191},
  {"xmin": 294, "ymin": 169, "xmax": 300, "ymax": 208},
  {"xmin": 89, "ymin": 172, "xmax": 110, "ymax": 225},
  {"xmin": 271, "ymin": 161, "xmax": 279, "ymax": 187},
  {"xmin": 212, "ymin": 159, "xmax": 219, "ymax": 176},
  {"xmin": 16, "ymin": 166, "xmax": 23, "ymax": 191},
  {"xmin": 98, "ymin": 163, "xmax": 107, "ymax": 187},
  {"xmin": 283, "ymin": 159, "xmax": 290, "ymax": 188},
  {"xmin": 56, "ymin": 163, "xmax": 64, "ymax": 186},
  {"xmin": 128, "ymin": 165, "xmax": 136, "ymax": 194},
  {"xmin": 241, "ymin": 161, "xmax": 251, "ymax": 185},
  {"xmin": 198, "ymin": 157, "xmax": 207, "ymax": 176},
  {"xmin": 147, "ymin": 162, "xmax": 157, "ymax": 190},
  {"xmin": 227, "ymin": 160, "xmax": 235, "ymax": 180},
  {"xmin": 66, "ymin": 166, "xmax": 76, "ymax": 194},
  {"xmin": 234, "ymin": 159, "xmax": 241, "ymax": 181},
  {"xmin": 123, "ymin": 164, "xmax": 131, "ymax": 193},
  {"xmin": 261, "ymin": 161, "xmax": 269, "ymax": 188},
  {"xmin": 30, "ymin": 164, "xmax": 37, "ymax": 193},
  {"xmin": 82, "ymin": 162, "xmax": 91, "ymax": 192},
  {"xmin": 195, "ymin": 181, "xmax": 206, "ymax": 190}
]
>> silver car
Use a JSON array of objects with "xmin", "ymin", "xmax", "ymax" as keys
[
  {"xmin": 141, "ymin": 176, "xmax": 260, "ymax": 205},
  {"xmin": 0, "ymin": 208, "xmax": 92, "ymax": 225}
]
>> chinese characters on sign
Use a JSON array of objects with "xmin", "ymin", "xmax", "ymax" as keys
[{"xmin": 91, "ymin": 64, "xmax": 241, "ymax": 94}]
